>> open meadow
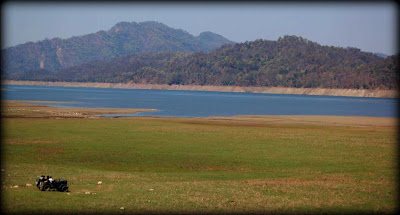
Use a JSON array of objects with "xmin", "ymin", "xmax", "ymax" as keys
[{"xmin": 1, "ymin": 101, "xmax": 398, "ymax": 214}]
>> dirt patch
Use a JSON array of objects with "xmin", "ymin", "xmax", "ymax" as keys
[
  {"xmin": 158, "ymin": 115, "xmax": 396, "ymax": 129},
  {"xmin": 103, "ymin": 184, "xmax": 115, "ymax": 192},
  {"xmin": 6, "ymin": 140, "xmax": 59, "ymax": 145},
  {"xmin": 243, "ymin": 175, "xmax": 358, "ymax": 187},
  {"xmin": 1, "ymin": 100, "xmax": 156, "ymax": 119},
  {"xmin": 209, "ymin": 115, "xmax": 397, "ymax": 128},
  {"xmin": 38, "ymin": 148, "xmax": 63, "ymax": 155}
]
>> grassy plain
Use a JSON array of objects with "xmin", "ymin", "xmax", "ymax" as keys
[{"xmin": 1, "ymin": 101, "xmax": 398, "ymax": 214}]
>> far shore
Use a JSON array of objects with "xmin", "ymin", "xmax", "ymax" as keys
[{"xmin": 3, "ymin": 80, "xmax": 397, "ymax": 98}]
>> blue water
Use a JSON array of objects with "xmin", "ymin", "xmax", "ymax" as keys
[{"xmin": 2, "ymin": 85, "xmax": 397, "ymax": 118}]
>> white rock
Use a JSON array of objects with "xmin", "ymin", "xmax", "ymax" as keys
[
  {"xmin": 120, "ymin": 207, "xmax": 125, "ymax": 210},
  {"xmin": 85, "ymin": 191, "xmax": 91, "ymax": 194},
  {"xmin": 149, "ymin": 189, "xmax": 154, "ymax": 191},
  {"xmin": 12, "ymin": 185, "xmax": 18, "ymax": 188},
  {"xmin": 26, "ymin": 184, "xmax": 33, "ymax": 187},
  {"xmin": 97, "ymin": 181, "xmax": 102, "ymax": 185}
]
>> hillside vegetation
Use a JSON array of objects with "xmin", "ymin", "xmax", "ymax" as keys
[
  {"xmin": 2, "ymin": 21, "xmax": 233, "ymax": 75},
  {"xmin": 9, "ymin": 35, "xmax": 398, "ymax": 90}
]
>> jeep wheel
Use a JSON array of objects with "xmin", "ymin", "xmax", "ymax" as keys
[{"xmin": 43, "ymin": 184, "xmax": 51, "ymax": 191}]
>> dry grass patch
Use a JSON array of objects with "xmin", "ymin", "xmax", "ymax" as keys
[
  {"xmin": 216, "ymin": 115, "xmax": 397, "ymax": 128},
  {"xmin": 5, "ymin": 140, "xmax": 59, "ymax": 145},
  {"xmin": 144, "ymin": 115, "xmax": 396, "ymax": 131},
  {"xmin": 1, "ymin": 100, "xmax": 156, "ymax": 118},
  {"xmin": 37, "ymin": 148, "xmax": 64, "ymax": 155}
]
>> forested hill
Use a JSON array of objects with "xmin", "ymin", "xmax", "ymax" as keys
[
  {"xmin": 8, "ymin": 35, "xmax": 398, "ymax": 90},
  {"xmin": 2, "ymin": 21, "xmax": 233, "ymax": 75}
]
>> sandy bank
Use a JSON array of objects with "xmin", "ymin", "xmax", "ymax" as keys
[
  {"xmin": 3, "ymin": 80, "xmax": 397, "ymax": 98},
  {"xmin": 2, "ymin": 100, "xmax": 156, "ymax": 119},
  {"xmin": 3, "ymin": 100, "xmax": 396, "ymax": 128}
]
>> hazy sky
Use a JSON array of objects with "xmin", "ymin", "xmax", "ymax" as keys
[{"xmin": 2, "ymin": 2, "xmax": 397, "ymax": 55}]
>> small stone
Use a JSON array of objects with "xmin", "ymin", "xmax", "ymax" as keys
[
  {"xmin": 26, "ymin": 184, "xmax": 33, "ymax": 187},
  {"xmin": 149, "ymin": 189, "xmax": 154, "ymax": 191},
  {"xmin": 67, "ymin": 193, "xmax": 70, "ymax": 195},
  {"xmin": 85, "ymin": 191, "xmax": 91, "ymax": 194},
  {"xmin": 97, "ymin": 181, "xmax": 102, "ymax": 185},
  {"xmin": 120, "ymin": 207, "xmax": 124, "ymax": 210},
  {"xmin": 12, "ymin": 185, "xmax": 18, "ymax": 188}
]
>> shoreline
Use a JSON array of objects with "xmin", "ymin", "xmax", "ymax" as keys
[
  {"xmin": 1, "ymin": 100, "xmax": 157, "ymax": 119},
  {"xmin": 2, "ymin": 100, "xmax": 396, "ymax": 128},
  {"xmin": 3, "ymin": 80, "xmax": 397, "ymax": 98}
]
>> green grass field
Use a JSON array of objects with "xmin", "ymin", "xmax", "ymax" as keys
[{"xmin": 1, "ymin": 115, "xmax": 398, "ymax": 214}]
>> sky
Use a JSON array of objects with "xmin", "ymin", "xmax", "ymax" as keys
[{"xmin": 1, "ymin": 2, "xmax": 398, "ymax": 55}]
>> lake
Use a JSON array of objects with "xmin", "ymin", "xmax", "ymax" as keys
[{"xmin": 2, "ymin": 85, "xmax": 397, "ymax": 118}]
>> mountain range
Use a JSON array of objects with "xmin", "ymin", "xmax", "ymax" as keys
[
  {"xmin": 2, "ymin": 21, "xmax": 233, "ymax": 75},
  {"xmin": 2, "ymin": 22, "xmax": 397, "ymax": 90}
]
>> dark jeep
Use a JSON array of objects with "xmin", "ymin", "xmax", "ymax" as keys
[{"xmin": 36, "ymin": 177, "xmax": 69, "ymax": 192}]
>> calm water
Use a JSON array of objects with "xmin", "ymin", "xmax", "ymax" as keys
[{"xmin": 2, "ymin": 85, "xmax": 397, "ymax": 118}]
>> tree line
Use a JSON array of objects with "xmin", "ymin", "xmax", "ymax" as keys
[{"xmin": 7, "ymin": 35, "xmax": 398, "ymax": 90}]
